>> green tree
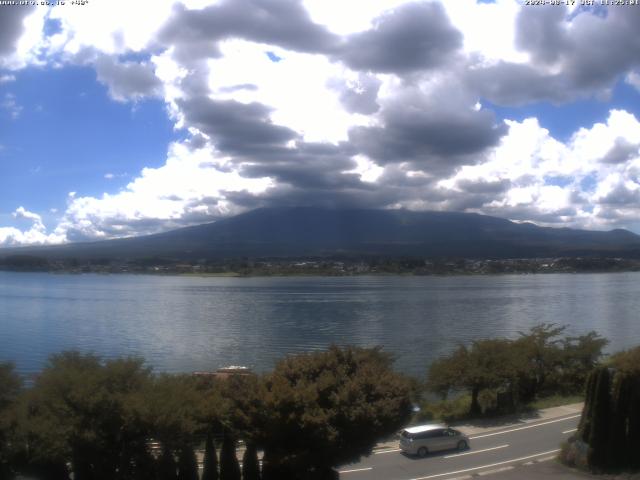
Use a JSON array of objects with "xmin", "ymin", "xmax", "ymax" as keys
[
  {"xmin": 587, "ymin": 367, "xmax": 611, "ymax": 470},
  {"xmin": 514, "ymin": 324, "xmax": 566, "ymax": 401},
  {"xmin": 241, "ymin": 443, "xmax": 260, "ymax": 480},
  {"xmin": 158, "ymin": 447, "xmax": 178, "ymax": 480},
  {"xmin": 177, "ymin": 445, "xmax": 199, "ymax": 480},
  {"xmin": 609, "ymin": 345, "xmax": 640, "ymax": 375},
  {"xmin": 260, "ymin": 346, "xmax": 412, "ymax": 479},
  {"xmin": 139, "ymin": 374, "xmax": 205, "ymax": 452},
  {"xmin": 219, "ymin": 434, "xmax": 241, "ymax": 480},
  {"xmin": 0, "ymin": 362, "xmax": 22, "ymax": 480},
  {"xmin": 558, "ymin": 332, "xmax": 608, "ymax": 394},
  {"xmin": 18, "ymin": 352, "xmax": 152, "ymax": 480},
  {"xmin": 202, "ymin": 432, "xmax": 219, "ymax": 480},
  {"xmin": 427, "ymin": 339, "xmax": 522, "ymax": 415}
]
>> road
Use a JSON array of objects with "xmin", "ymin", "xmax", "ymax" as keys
[{"xmin": 338, "ymin": 413, "xmax": 580, "ymax": 480}]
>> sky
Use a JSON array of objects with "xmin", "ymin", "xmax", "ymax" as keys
[{"xmin": 1, "ymin": 0, "xmax": 640, "ymax": 247}]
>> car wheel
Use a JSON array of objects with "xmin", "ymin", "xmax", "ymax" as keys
[
  {"xmin": 417, "ymin": 447, "xmax": 428, "ymax": 457},
  {"xmin": 457, "ymin": 440, "xmax": 468, "ymax": 451}
]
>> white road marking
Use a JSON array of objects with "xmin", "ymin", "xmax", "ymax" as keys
[
  {"xmin": 562, "ymin": 428, "xmax": 578, "ymax": 434},
  {"xmin": 443, "ymin": 444, "xmax": 509, "ymax": 459},
  {"xmin": 374, "ymin": 448, "xmax": 401, "ymax": 455},
  {"xmin": 469, "ymin": 415, "xmax": 581, "ymax": 439},
  {"xmin": 410, "ymin": 449, "xmax": 560, "ymax": 480},
  {"xmin": 339, "ymin": 467, "xmax": 373, "ymax": 474}
]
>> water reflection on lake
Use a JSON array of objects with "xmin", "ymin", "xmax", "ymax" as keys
[{"xmin": 1, "ymin": 272, "xmax": 639, "ymax": 378}]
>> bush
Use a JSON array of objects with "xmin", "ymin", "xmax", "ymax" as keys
[{"xmin": 416, "ymin": 395, "xmax": 471, "ymax": 423}]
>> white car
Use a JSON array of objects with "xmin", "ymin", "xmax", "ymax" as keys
[{"xmin": 399, "ymin": 424, "xmax": 470, "ymax": 457}]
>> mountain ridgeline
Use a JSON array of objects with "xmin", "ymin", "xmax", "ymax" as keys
[{"xmin": 3, "ymin": 207, "xmax": 640, "ymax": 263}]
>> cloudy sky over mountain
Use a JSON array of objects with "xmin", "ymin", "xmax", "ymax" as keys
[{"xmin": 1, "ymin": 0, "xmax": 640, "ymax": 246}]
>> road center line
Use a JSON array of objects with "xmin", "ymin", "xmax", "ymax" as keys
[
  {"xmin": 443, "ymin": 444, "xmax": 509, "ymax": 458},
  {"xmin": 562, "ymin": 428, "xmax": 578, "ymax": 434},
  {"xmin": 469, "ymin": 414, "xmax": 581, "ymax": 439},
  {"xmin": 410, "ymin": 449, "xmax": 560, "ymax": 480},
  {"xmin": 339, "ymin": 467, "xmax": 373, "ymax": 474}
]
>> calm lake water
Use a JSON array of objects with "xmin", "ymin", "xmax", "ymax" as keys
[{"xmin": 2, "ymin": 271, "xmax": 640, "ymax": 378}]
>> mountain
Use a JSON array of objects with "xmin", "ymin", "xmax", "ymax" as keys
[{"xmin": 3, "ymin": 207, "xmax": 640, "ymax": 261}]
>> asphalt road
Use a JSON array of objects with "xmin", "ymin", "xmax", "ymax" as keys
[{"xmin": 338, "ymin": 413, "xmax": 580, "ymax": 480}]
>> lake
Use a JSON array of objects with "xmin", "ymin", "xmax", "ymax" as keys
[{"xmin": 1, "ymin": 271, "xmax": 640, "ymax": 378}]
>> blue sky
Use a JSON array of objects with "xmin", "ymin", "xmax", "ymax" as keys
[
  {"xmin": 1, "ymin": 66, "xmax": 176, "ymax": 229},
  {"xmin": 1, "ymin": 0, "xmax": 640, "ymax": 245}
]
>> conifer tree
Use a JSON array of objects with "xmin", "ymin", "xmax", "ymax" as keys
[
  {"xmin": 202, "ymin": 433, "xmax": 219, "ymax": 480},
  {"xmin": 241, "ymin": 443, "xmax": 260, "ymax": 480},
  {"xmin": 587, "ymin": 368, "xmax": 610, "ymax": 470},
  {"xmin": 177, "ymin": 445, "xmax": 199, "ymax": 480},
  {"xmin": 219, "ymin": 434, "xmax": 241, "ymax": 480},
  {"xmin": 608, "ymin": 374, "xmax": 630, "ymax": 467},
  {"xmin": 159, "ymin": 447, "xmax": 178, "ymax": 480},
  {"xmin": 578, "ymin": 368, "xmax": 597, "ymax": 442}
]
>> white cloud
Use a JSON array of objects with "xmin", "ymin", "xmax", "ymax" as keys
[
  {"xmin": 627, "ymin": 71, "xmax": 640, "ymax": 92},
  {"xmin": 3, "ymin": 0, "xmax": 640, "ymax": 246},
  {"xmin": 51, "ymin": 141, "xmax": 273, "ymax": 241},
  {"xmin": 1, "ymin": 93, "xmax": 23, "ymax": 119},
  {"xmin": 437, "ymin": 109, "xmax": 640, "ymax": 229},
  {"xmin": 0, "ymin": 207, "xmax": 64, "ymax": 247}
]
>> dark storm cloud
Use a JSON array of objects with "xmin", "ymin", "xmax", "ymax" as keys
[
  {"xmin": 601, "ymin": 138, "xmax": 640, "ymax": 164},
  {"xmin": 349, "ymin": 88, "xmax": 506, "ymax": 173},
  {"xmin": 327, "ymin": 74, "xmax": 381, "ymax": 115},
  {"xmin": 224, "ymin": 182, "xmax": 411, "ymax": 211},
  {"xmin": 179, "ymin": 95, "xmax": 371, "ymax": 194},
  {"xmin": 338, "ymin": 2, "xmax": 462, "ymax": 74},
  {"xmin": 236, "ymin": 141, "xmax": 362, "ymax": 191},
  {"xmin": 475, "ymin": 7, "xmax": 640, "ymax": 106},
  {"xmin": 599, "ymin": 182, "xmax": 640, "ymax": 206},
  {"xmin": 468, "ymin": 61, "xmax": 571, "ymax": 106},
  {"xmin": 178, "ymin": 96, "xmax": 298, "ymax": 157},
  {"xmin": 0, "ymin": 5, "xmax": 35, "ymax": 57},
  {"xmin": 562, "ymin": 8, "xmax": 640, "ymax": 90},
  {"xmin": 515, "ymin": 5, "xmax": 567, "ymax": 65},
  {"xmin": 455, "ymin": 178, "xmax": 511, "ymax": 195},
  {"xmin": 94, "ymin": 56, "xmax": 163, "ymax": 101},
  {"xmin": 158, "ymin": 0, "xmax": 340, "ymax": 64}
]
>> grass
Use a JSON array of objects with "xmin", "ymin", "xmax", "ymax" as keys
[
  {"xmin": 413, "ymin": 393, "xmax": 584, "ymax": 425},
  {"xmin": 529, "ymin": 394, "xmax": 584, "ymax": 410}
]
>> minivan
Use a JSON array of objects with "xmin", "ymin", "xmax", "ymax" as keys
[{"xmin": 399, "ymin": 424, "xmax": 470, "ymax": 457}]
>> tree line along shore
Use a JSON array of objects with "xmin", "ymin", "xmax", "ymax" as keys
[
  {"xmin": 0, "ymin": 324, "xmax": 638, "ymax": 480},
  {"xmin": 2, "ymin": 254, "xmax": 640, "ymax": 276}
]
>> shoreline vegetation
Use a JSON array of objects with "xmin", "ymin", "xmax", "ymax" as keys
[
  {"xmin": 2, "ymin": 324, "xmax": 637, "ymax": 478},
  {"xmin": 2, "ymin": 254, "xmax": 640, "ymax": 276}
]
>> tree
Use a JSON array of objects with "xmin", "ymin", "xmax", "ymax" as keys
[
  {"xmin": 17, "ymin": 352, "xmax": 152, "ymax": 480},
  {"xmin": 558, "ymin": 332, "xmax": 608, "ymax": 394},
  {"xmin": 427, "ymin": 339, "xmax": 522, "ymax": 415},
  {"xmin": 609, "ymin": 346, "xmax": 640, "ymax": 375},
  {"xmin": 260, "ymin": 346, "xmax": 412, "ymax": 479},
  {"xmin": 514, "ymin": 324, "xmax": 566, "ymax": 401},
  {"xmin": 177, "ymin": 445, "xmax": 199, "ymax": 480},
  {"xmin": 202, "ymin": 432, "xmax": 219, "ymax": 480},
  {"xmin": 241, "ymin": 443, "xmax": 260, "ymax": 480},
  {"xmin": 0, "ymin": 362, "xmax": 22, "ymax": 480},
  {"xmin": 139, "ymin": 374, "xmax": 207, "ymax": 454},
  {"xmin": 158, "ymin": 447, "xmax": 178, "ymax": 480},
  {"xmin": 586, "ymin": 367, "xmax": 611, "ymax": 470},
  {"xmin": 219, "ymin": 434, "xmax": 241, "ymax": 480}
]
